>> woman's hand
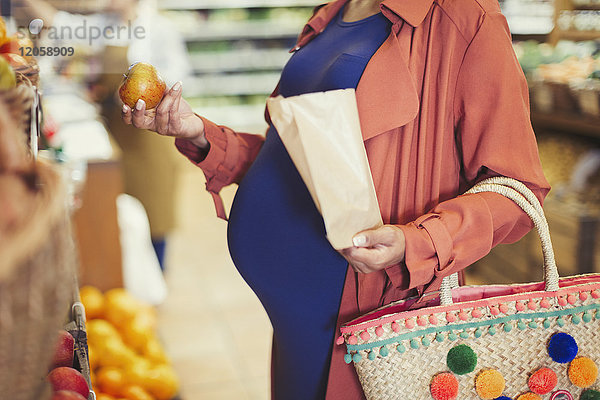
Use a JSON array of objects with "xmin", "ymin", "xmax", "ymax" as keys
[
  {"xmin": 341, "ymin": 225, "xmax": 406, "ymax": 274},
  {"xmin": 121, "ymin": 81, "xmax": 209, "ymax": 149}
]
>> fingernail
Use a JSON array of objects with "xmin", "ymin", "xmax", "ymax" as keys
[
  {"xmin": 122, "ymin": 104, "xmax": 129, "ymax": 113},
  {"xmin": 173, "ymin": 81, "xmax": 182, "ymax": 91},
  {"xmin": 135, "ymin": 99, "xmax": 145, "ymax": 110},
  {"xmin": 353, "ymin": 235, "xmax": 367, "ymax": 247}
]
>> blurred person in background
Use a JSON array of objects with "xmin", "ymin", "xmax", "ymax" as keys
[
  {"xmin": 14, "ymin": 0, "xmax": 192, "ymax": 270},
  {"xmin": 123, "ymin": 0, "xmax": 550, "ymax": 399}
]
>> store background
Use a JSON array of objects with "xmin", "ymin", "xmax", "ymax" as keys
[{"xmin": 1, "ymin": 0, "xmax": 599, "ymax": 398}]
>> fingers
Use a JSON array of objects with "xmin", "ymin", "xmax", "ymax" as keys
[
  {"xmin": 353, "ymin": 226, "xmax": 398, "ymax": 248},
  {"xmin": 121, "ymin": 104, "xmax": 132, "ymax": 125},
  {"xmin": 343, "ymin": 247, "xmax": 387, "ymax": 273},
  {"xmin": 155, "ymin": 82, "xmax": 182, "ymax": 135},
  {"xmin": 132, "ymin": 99, "xmax": 148, "ymax": 128}
]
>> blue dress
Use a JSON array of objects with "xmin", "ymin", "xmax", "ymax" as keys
[{"xmin": 227, "ymin": 8, "xmax": 391, "ymax": 399}]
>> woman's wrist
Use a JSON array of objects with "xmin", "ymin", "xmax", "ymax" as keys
[{"xmin": 188, "ymin": 114, "xmax": 210, "ymax": 150}]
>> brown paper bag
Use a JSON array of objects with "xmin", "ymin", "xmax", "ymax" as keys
[{"xmin": 267, "ymin": 89, "xmax": 383, "ymax": 250}]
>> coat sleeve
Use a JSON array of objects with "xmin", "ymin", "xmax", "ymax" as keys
[
  {"xmin": 391, "ymin": 11, "xmax": 550, "ymax": 292},
  {"xmin": 175, "ymin": 115, "xmax": 264, "ymax": 219}
]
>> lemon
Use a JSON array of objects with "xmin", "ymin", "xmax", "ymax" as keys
[{"xmin": 0, "ymin": 56, "xmax": 16, "ymax": 90}]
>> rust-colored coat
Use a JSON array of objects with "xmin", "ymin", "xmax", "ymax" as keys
[{"xmin": 175, "ymin": 0, "xmax": 550, "ymax": 397}]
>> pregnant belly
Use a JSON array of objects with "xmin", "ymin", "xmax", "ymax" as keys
[{"xmin": 226, "ymin": 128, "xmax": 347, "ymax": 326}]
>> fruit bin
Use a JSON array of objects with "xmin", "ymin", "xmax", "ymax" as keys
[{"xmin": 0, "ymin": 159, "xmax": 79, "ymax": 400}]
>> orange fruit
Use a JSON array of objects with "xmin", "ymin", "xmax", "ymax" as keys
[
  {"xmin": 96, "ymin": 366, "xmax": 127, "ymax": 397},
  {"xmin": 120, "ymin": 316, "xmax": 153, "ymax": 352},
  {"xmin": 87, "ymin": 319, "xmax": 121, "ymax": 346},
  {"xmin": 96, "ymin": 336, "xmax": 137, "ymax": 369},
  {"xmin": 143, "ymin": 338, "xmax": 169, "ymax": 365},
  {"xmin": 121, "ymin": 385, "xmax": 154, "ymax": 400},
  {"xmin": 123, "ymin": 358, "xmax": 151, "ymax": 387},
  {"xmin": 104, "ymin": 289, "xmax": 141, "ymax": 328},
  {"xmin": 80, "ymin": 285, "xmax": 105, "ymax": 319},
  {"xmin": 96, "ymin": 394, "xmax": 116, "ymax": 400},
  {"xmin": 143, "ymin": 364, "xmax": 179, "ymax": 400}
]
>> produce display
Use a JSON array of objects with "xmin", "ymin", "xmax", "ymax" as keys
[
  {"xmin": 119, "ymin": 63, "xmax": 167, "ymax": 110},
  {"xmin": 80, "ymin": 286, "xmax": 179, "ymax": 400},
  {"xmin": 514, "ymin": 40, "xmax": 600, "ymax": 116}
]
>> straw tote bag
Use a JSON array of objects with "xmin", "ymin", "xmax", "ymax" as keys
[{"xmin": 338, "ymin": 177, "xmax": 600, "ymax": 400}]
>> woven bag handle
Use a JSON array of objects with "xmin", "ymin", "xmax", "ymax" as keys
[{"xmin": 439, "ymin": 177, "xmax": 559, "ymax": 306}]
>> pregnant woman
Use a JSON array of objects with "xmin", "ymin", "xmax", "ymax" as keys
[{"xmin": 122, "ymin": 0, "xmax": 550, "ymax": 398}]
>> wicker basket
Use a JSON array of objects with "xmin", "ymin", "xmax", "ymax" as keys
[
  {"xmin": 0, "ymin": 161, "xmax": 78, "ymax": 400},
  {"xmin": 13, "ymin": 59, "xmax": 40, "ymax": 88},
  {"xmin": 0, "ymin": 73, "xmax": 36, "ymax": 145}
]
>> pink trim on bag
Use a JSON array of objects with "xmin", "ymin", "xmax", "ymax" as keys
[{"xmin": 341, "ymin": 275, "xmax": 600, "ymax": 334}]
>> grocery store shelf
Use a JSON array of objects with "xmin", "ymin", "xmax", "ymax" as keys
[
  {"xmin": 187, "ymin": 72, "xmax": 280, "ymax": 96},
  {"xmin": 190, "ymin": 48, "xmax": 291, "ymax": 73},
  {"xmin": 554, "ymin": 30, "xmax": 600, "ymax": 41},
  {"xmin": 532, "ymin": 111, "xmax": 600, "ymax": 139},
  {"xmin": 159, "ymin": 0, "xmax": 320, "ymax": 10},
  {"xmin": 192, "ymin": 103, "xmax": 269, "ymax": 133},
  {"xmin": 184, "ymin": 20, "xmax": 304, "ymax": 41}
]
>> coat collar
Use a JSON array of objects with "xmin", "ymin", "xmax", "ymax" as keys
[{"xmin": 289, "ymin": 0, "xmax": 435, "ymax": 140}]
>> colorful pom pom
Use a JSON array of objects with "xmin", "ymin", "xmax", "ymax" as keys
[
  {"xmin": 379, "ymin": 346, "xmax": 389, "ymax": 357},
  {"xmin": 580, "ymin": 389, "xmax": 600, "ymax": 400},
  {"xmin": 447, "ymin": 344, "xmax": 478, "ymax": 375},
  {"xmin": 422, "ymin": 336, "xmax": 431, "ymax": 346},
  {"xmin": 446, "ymin": 312, "xmax": 457, "ymax": 323},
  {"xmin": 348, "ymin": 335, "xmax": 358, "ymax": 345},
  {"xmin": 430, "ymin": 372, "xmax": 459, "ymax": 400},
  {"xmin": 504, "ymin": 323, "xmax": 513, "ymax": 333},
  {"xmin": 344, "ymin": 354, "xmax": 352, "ymax": 364},
  {"xmin": 516, "ymin": 393, "xmax": 542, "ymax": 400},
  {"xmin": 499, "ymin": 304, "xmax": 509, "ymax": 314},
  {"xmin": 490, "ymin": 306, "xmax": 500, "ymax": 316},
  {"xmin": 410, "ymin": 339, "xmax": 420, "ymax": 349},
  {"xmin": 557, "ymin": 317, "xmax": 566, "ymax": 327},
  {"xmin": 592, "ymin": 290, "xmax": 600, "ymax": 299},
  {"xmin": 352, "ymin": 352, "xmax": 362, "ymax": 363},
  {"xmin": 547, "ymin": 332, "xmax": 578, "ymax": 363},
  {"xmin": 550, "ymin": 390, "xmax": 574, "ymax": 400},
  {"xmin": 405, "ymin": 318, "xmax": 415, "ymax": 329},
  {"xmin": 368, "ymin": 351, "xmax": 376, "ymax": 360},
  {"xmin": 495, "ymin": 397, "xmax": 512, "ymax": 400},
  {"xmin": 460, "ymin": 330, "xmax": 469, "ymax": 339},
  {"xmin": 540, "ymin": 298, "xmax": 551, "ymax": 308},
  {"xmin": 448, "ymin": 331, "xmax": 458, "ymax": 341},
  {"xmin": 360, "ymin": 331, "xmax": 370, "ymax": 341},
  {"xmin": 528, "ymin": 367, "xmax": 557, "ymax": 394},
  {"xmin": 475, "ymin": 328, "xmax": 483, "ymax": 338},
  {"xmin": 472, "ymin": 308, "xmax": 483, "ymax": 318},
  {"xmin": 475, "ymin": 369, "xmax": 505, "ymax": 399},
  {"xmin": 488, "ymin": 326, "xmax": 497, "ymax": 336},
  {"xmin": 568, "ymin": 356, "xmax": 598, "ymax": 388},
  {"xmin": 528, "ymin": 300, "xmax": 537, "ymax": 310},
  {"xmin": 558, "ymin": 297, "xmax": 568, "ymax": 306},
  {"xmin": 375, "ymin": 326, "xmax": 384, "ymax": 337},
  {"xmin": 417, "ymin": 316, "xmax": 427, "ymax": 326},
  {"xmin": 580, "ymin": 292, "xmax": 589, "ymax": 301},
  {"xmin": 429, "ymin": 314, "xmax": 439, "ymax": 325},
  {"xmin": 567, "ymin": 294, "xmax": 577, "ymax": 305},
  {"xmin": 517, "ymin": 320, "xmax": 527, "ymax": 330},
  {"xmin": 572, "ymin": 314, "xmax": 581, "ymax": 325},
  {"xmin": 543, "ymin": 319, "xmax": 551, "ymax": 329},
  {"xmin": 516, "ymin": 301, "xmax": 526, "ymax": 311},
  {"xmin": 458, "ymin": 311, "xmax": 468, "ymax": 321},
  {"xmin": 397, "ymin": 343, "xmax": 406, "ymax": 353},
  {"xmin": 436, "ymin": 333, "xmax": 445, "ymax": 342},
  {"xmin": 336, "ymin": 336, "xmax": 345, "ymax": 345},
  {"xmin": 583, "ymin": 312, "xmax": 592, "ymax": 323},
  {"xmin": 391, "ymin": 321, "xmax": 400, "ymax": 332}
]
